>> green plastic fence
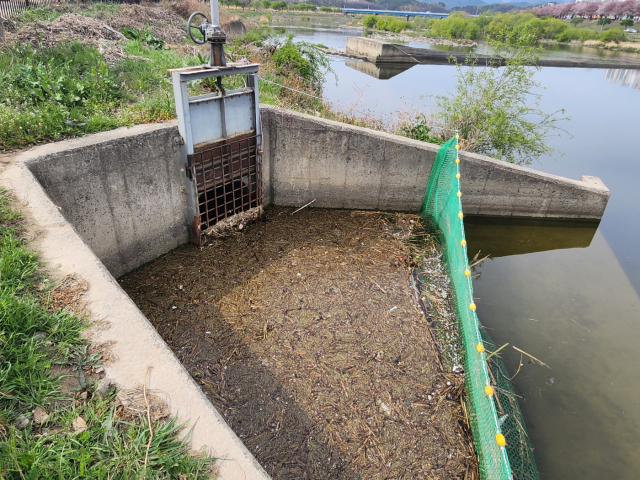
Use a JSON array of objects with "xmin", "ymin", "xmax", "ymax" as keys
[{"xmin": 419, "ymin": 137, "xmax": 539, "ymax": 480}]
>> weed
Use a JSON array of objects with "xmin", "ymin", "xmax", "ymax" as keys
[
  {"xmin": 0, "ymin": 190, "xmax": 214, "ymax": 478},
  {"xmin": 400, "ymin": 115, "xmax": 446, "ymax": 145},
  {"xmin": 121, "ymin": 28, "xmax": 165, "ymax": 50},
  {"xmin": 0, "ymin": 42, "xmax": 123, "ymax": 149}
]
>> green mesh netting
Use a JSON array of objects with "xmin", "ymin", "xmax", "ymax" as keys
[{"xmin": 419, "ymin": 137, "xmax": 539, "ymax": 480}]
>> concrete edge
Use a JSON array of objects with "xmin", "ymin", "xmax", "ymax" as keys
[
  {"xmin": 260, "ymin": 105, "xmax": 611, "ymax": 199},
  {"xmin": 16, "ymin": 121, "xmax": 180, "ymax": 165},
  {"xmin": 1, "ymin": 152, "xmax": 270, "ymax": 480}
]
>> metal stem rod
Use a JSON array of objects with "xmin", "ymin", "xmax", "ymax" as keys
[{"xmin": 210, "ymin": 0, "xmax": 220, "ymax": 27}]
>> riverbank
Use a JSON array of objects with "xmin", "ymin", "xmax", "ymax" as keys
[{"xmin": 584, "ymin": 39, "xmax": 640, "ymax": 53}]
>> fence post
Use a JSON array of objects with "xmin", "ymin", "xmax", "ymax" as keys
[{"xmin": 0, "ymin": 17, "xmax": 4, "ymax": 43}]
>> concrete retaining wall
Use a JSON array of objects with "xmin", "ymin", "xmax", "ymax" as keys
[
  {"xmin": 27, "ymin": 123, "xmax": 189, "ymax": 278},
  {"xmin": 24, "ymin": 110, "xmax": 610, "ymax": 283},
  {"xmin": 260, "ymin": 106, "xmax": 610, "ymax": 220},
  {"xmin": 345, "ymin": 36, "xmax": 640, "ymax": 69}
]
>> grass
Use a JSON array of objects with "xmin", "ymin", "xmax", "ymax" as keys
[
  {"xmin": 0, "ymin": 190, "xmax": 214, "ymax": 479},
  {"xmin": 0, "ymin": 12, "xmax": 335, "ymax": 151},
  {"xmin": 0, "ymin": 39, "xmax": 204, "ymax": 150}
]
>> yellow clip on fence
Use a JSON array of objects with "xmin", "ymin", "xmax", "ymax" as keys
[{"xmin": 419, "ymin": 137, "xmax": 539, "ymax": 480}]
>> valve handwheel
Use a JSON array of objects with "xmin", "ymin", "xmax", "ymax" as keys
[{"xmin": 188, "ymin": 12, "xmax": 208, "ymax": 45}]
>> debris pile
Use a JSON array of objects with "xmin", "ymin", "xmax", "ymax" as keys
[{"xmin": 121, "ymin": 207, "xmax": 477, "ymax": 479}]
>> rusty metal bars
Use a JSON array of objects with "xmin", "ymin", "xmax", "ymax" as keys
[{"xmin": 188, "ymin": 134, "xmax": 261, "ymax": 235}]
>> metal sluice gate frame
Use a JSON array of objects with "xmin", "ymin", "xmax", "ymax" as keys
[{"xmin": 171, "ymin": 0, "xmax": 262, "ymax": 245}]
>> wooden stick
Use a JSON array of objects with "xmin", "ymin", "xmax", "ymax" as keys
[
  {"xmin": 485, "ymin": 342, "xmax": 508, "ymax": 360},
  {"xmin": 469, "ymin": 254, "xmax": 491, "ymax": 268},
  {"xmin": 509, "ymin": 353, "xmax": 524, "ymax": 381},
  {"xmin": 513, "ymin": 346, "xmax": 551, "ymax": 369},
  {"xmin": 291, "ymin": 199, "xmax": 316, "ymax": 215}
]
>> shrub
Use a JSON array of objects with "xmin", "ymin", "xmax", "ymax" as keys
[
  {"xmin": 364, "ymin": 14, "xmax": 378, "ymax": 29},
  {"xmin": 270, "ymin": 35, "xmax": 332, "ymax": 88},
  {"xmin": 373, "ymin": 16, "xmax": 411, "ymax": 34},
  {"xmin": 600, "ymin": 27, "xmax": 627, "ymax": 43},
  {"xmin": 432, "ymin": 29, "xmax": 569, "ymax": 165},
  {"xmin": 293, "ymin": 3, "xmax": 317, "ymax": 11}
]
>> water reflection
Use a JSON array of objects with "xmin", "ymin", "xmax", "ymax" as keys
[
  {"xmin": 604, "ymin": 69, "xmax": 640, "ymax": 89},
  {"xmin": 345, "ymin": 60, "xmax": 414, "ymax": 79},
  {"xmin": 465, "ymin": 217, "xmax": 599, "ymax": 258}
]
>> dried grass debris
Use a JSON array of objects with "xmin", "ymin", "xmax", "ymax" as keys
[
  {"xmin": 48, "ymin": 274, "xmax": 88, "ymax": 315},
  {"xmin": 121, "ymin": 207, "xmax": 476, "ymax": 479},
  {"xmin": 117, "ymin": 385, "xmax": 171, "ymax": 424}
]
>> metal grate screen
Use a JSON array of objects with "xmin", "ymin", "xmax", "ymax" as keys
[{"xmin": 187, "ymin": 134, "xmax": 261, "ymax": 238}]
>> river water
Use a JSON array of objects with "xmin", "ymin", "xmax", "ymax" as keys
[{"xmin": 283, "ymin": 24, "xmax": 640, "ymax": 479}]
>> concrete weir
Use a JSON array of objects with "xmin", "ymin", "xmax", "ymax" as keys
[
  {"xmin": 0, "ymin": 106, "xmax": 609, "ymax": 480},
  {"xmin": 346, "ymin": 36, "xmax": 640, "ymax": 69}
]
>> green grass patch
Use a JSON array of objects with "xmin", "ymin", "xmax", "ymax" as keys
[
  {"xmin": 0, "ymin": 190, "xmax": 214, "ymax": 478},
  {"xmin": 0, "ymin": 40, "xmax": 204, "ymax": 150}
]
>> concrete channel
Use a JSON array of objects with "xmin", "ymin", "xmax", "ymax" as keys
[{"xmin": 0, "ymin": 105, "xmax": 610, "ymax": 479}]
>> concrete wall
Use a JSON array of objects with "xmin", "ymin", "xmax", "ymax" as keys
[
  {"xmin": 260, "ymin": 106, "xmax": 610, "ymax": 220},
  {"xmin": 26, "ymin": 110, "xmax": 610, "ymax": 283},
  {"xmin": 27, "ymin": 123, "xmax": 189, "ymax": 278}
]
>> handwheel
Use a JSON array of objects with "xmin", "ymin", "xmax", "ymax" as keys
[{"xmin": 188, "ymin": 12, "xmax": 208, "ymax": 45}]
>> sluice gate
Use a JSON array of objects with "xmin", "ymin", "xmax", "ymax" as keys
[{"xmin": 171, "ymin": 0, "xmax": 262, "ymax": 244}]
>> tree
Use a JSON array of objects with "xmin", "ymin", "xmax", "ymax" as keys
[
  {"xmin": 430, "ymin": 29, "xmax": 569, "ymax": 165},
  {"xmin": 598, "ymin": 17, "xmax": 612, "ymax": 30},
  {"xmin": 620, "ymin": 18, "xmax": 634, "ymax": 27},
  {"xmin": 570, "ymin": 17, "xmax": 584, "ymax": 26},
  {"xmin": 271, "ymin": 0, "xmax": 288, "ymax": 10}
]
